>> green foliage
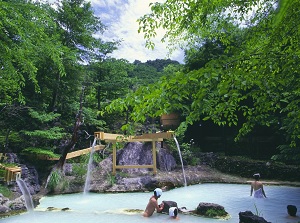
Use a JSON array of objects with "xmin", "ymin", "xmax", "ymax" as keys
[
  {"xmin": 271, "ymin": 145, "xmax": 300, "ymax": 165},
  {"xmin": 129, "ymin": 59, "xmax": 180, "ymax": 89},
  {"xmin": 0, "ymin": 169, "xmax": 5, "ymax": 177},
  {"xmin": 72, "ymin": 163, "xmax": 87, "ymax": 184},
  {"xmin": 15, "ymin": 109, "xmax": 66, "ymax": 154},
  {"xmin": 0, "ymin": 0, "xmax": 119, "ymax": 158},
  {"xmin": 28, "ymin": 109, "xmax": 61, "ymax": 123},
  {"xmin": 181, "ymin": 146, "xmax": 200, "ymax": 166},
  {"xmin": 106, "ymin": 172, "xmax": 116, "ymax": 186},
  {"xmin": 21, "ymin": 147, "xmax": 60, "ymax": 158},
  {"xmin": 105, "ymin": 65, "xmax": 185, "ymax": 124},
  {"xmin": 253, "ymin": 203, "xmax": 262, "ymax": 216},
  {"xmin": 22, "ymin": 127, "xmax": 66, "ymax": 140},
  {"xmin": 47, "ymin": 170, "xmax": 62, "ymax": 192},
  {"xmin": 0, "ymin": 0, "xmax": 66, "ymax": 105},
  {"xmin": 93, "ymin": 152, "xmax": 103, "ymax": 163},
  {"xmin": 205, "ymin": 208, "xmax": 228, "ymax": 217},
  {"xmin": 47, "ymin": 170, "xmax": 69, "ymax": 192},
  {"xmin": 0, "ymin": 185, "xmax": 12, "ymax": 199},
  {"xmin": 104, "ymin": 0, "xmax": 300, "ymax": 163},
  {"xmin": 1, "ymin": 0, "xmax": 299, "ymax": 165}
]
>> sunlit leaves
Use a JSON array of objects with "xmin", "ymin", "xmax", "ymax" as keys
[
  {"xmin": 138, "ymin": 0, "xmax": 272, "ymax": 51},
  {"xmin": 0, "ymin": 1, "xmax": 66, "ymax": 105}
]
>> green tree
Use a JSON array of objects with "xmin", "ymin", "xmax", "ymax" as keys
[
  {"xmin": 130, "ymin": 59, "xmax": 180, "ymax": 89},
  {"xmin": 0, "ymin": 0, "xmax": 119, "ymax": 167},
  {"xmin": 0, "ymin": 0, "xmax": 66, "ymax": 106},
  {"xmin": 88, "ymin": 58, "xmax": 134, "ymax": 111},
  {"xmin": 107, "ymin": 0, "xmax": 300, "ymax": 163}
]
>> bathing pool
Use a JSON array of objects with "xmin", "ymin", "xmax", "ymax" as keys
[{"xmin": 2, "ymin": 183, "xmax": 300, "ymax": 223}]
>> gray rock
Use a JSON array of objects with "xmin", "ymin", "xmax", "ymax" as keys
[
  {"xmin": 8, "ymin": 196, "xmax": 26, "ymax": 211},
  {"xmin": 157, "ymin": 148, "xmax": 177, "ymax": 171},
  {"xmin": 239, "ymin": 211, "xmax": 271, "ymax": 223},
  {"xmin": 117, "ymin": 142, "xmax": 153, "ymax": 174},
  {"xmin": 117, "ymin": 142, "xmax": 177, "ymax": 175},
  {"xmin": 0, "ymin": 205, "xmax": 9, "ymax": 213},
  {"xmin": 160, "ymin": 200, "xmax": 178, "ymax": 214},
  {"xmin": 0, "ymin": 193, "xmax": 9, "ymax": 205},
  {"xmin": 63, "ymin": 163, "xmax": 73, "ymax": 176},
  {"xmin": 196, "ymin": 202, "xmax": 228, "ymax": 217},
  {"xmin": 4, "ymin": 153, "xmax": 20, "ymax": 164}
]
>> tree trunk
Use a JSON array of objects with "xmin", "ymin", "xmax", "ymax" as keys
[{"xmin": 54, "ymin": 86, "xmax": 85, "ymax": 170}]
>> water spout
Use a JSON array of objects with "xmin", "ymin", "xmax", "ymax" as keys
[
  {"xmin": 83, "ymin": 137, "xmax": 97, "ymax": 194},
  {"xmin": 16, "ymin": 179, "xmax": 34, "ymax": 212},
  {"xmin": 173, "ymin": 136, "xmax": 187, "ymax": 187}
]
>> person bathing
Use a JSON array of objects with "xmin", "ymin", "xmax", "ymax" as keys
[
  {"xmin": 143, "ymin": 188, "xmax": 164, "ymax": 217},
  {"xmin": 250, "ymin": 173, "xmax": 267, "ymax": 198}
]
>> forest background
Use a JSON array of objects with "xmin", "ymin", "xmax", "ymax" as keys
[{"xmin": 0, "ymin": 0, "xmax": 299, "ymax": 172}]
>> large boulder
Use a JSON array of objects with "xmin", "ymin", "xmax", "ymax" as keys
[
  {"xmin": 239, "ymin": 211, "xmax": 271, "ymax": 223},
  {"xmin": 160, "ymin": 200, "xmax": 178, "ymax": 214},
  {"xmin": 117, "ymin": 142, "xmax": 176, "ymax": 174},
  {"xmin": 156, "ymin": 148, "xmax": 177, "ymax": 171},
  {"xmin": 8, "ymin": 196, "xmax": 27, "ymax": 211},
  {"xmin": 196, "ymin": 202, "xmax": 229, "ymax": 218},
  {"xmin": 0, "ymin": 194, "xmax": 10, "ymax": 214}
]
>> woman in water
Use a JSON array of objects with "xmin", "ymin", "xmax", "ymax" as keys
[{"xmin": 250, "ymin": 173, "xmax": 267, "ymax": 198}]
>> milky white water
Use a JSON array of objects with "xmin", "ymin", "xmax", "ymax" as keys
[{"xmin": 2, "ymin": 183, "xmax": 300, "ymax": 223}]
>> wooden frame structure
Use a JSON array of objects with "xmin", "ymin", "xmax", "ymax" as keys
[
  {"xmin": 0, "ymin": 163, "xmax": 22, "ymax": 184},
  {"xmin": 94, "ymin": 131, "xmax": 174, "ymax": 175}
]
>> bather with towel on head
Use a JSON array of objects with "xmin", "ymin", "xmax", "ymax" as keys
[{"xmin": 143, "ymin": 188, "xmax": 164, "ymax": 217}]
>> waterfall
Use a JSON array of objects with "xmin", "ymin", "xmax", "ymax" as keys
[
  {"xmin": 173, "ymin": 136, "xmax": 187, "ymax": 187},
  {"xmin": 83, "ymin": 137, "xmax": 97, "ymax": 194},
  {"xmin": 16, "ymin": 179, "xmax": 34, "ymax": 212}
]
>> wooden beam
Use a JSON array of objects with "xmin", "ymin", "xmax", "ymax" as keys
[
  {"xmin": 115, "ymin": 165, "xmax": 154, "ymax": 169},
  {"xmin": 45, "ymin": 145, "xmax": 105, "ymax": 160},
  {"xmin": 65, "ymin": 145, "xmax": 105, "ymax": 159},
  {"xmin": 94, "ymin": 131, "xmax": 174, "ymax": 142},
  {"xmin": 112, "ymin": 143, "xmax": 116, "ymax": 175},
  {"xmin": 104, "ymin": 138, "xmax": 164, "ymax": 142},
  {"xmin": 152, "ymin": 141, "xmax": 157, "ymax": 174},
  {"xmin": 95, "ymin": 132, "xmax": 127, "ymax": 141},
  {"xmin": 132, "ymin": 132, "xmax": 174, "ymax": 140}
]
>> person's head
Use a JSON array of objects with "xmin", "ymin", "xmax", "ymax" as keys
[
  {"xmin": 253, "ymin": 173, "xmax": 260, "ymax": 181},
  {"xmin": 287, "ymin": 205, "xmax": 297, "ymax": 217},
  {"xmin": 154, "ymin": 188, "xmax": 162, "ymax": 198},
  {"xmin": 169, "ymin": 207, "xmax": 178, "ymax": 218}
]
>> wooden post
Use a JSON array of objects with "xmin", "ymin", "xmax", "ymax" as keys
[
  {"xmin": 112, "ymin": 143, "xmax": 117, "ymax": 175},
  {"xmin": 4, "ymin": 169, "xmax": 9, "ymax": 183},
  {"xmin": 152, "ymin": 140, "xmax": 157, "ymax": 174}
]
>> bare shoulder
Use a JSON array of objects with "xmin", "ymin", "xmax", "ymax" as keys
[{"xmin": 150, "ymin": 197, "xmax": 157, "ymax": 203}]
